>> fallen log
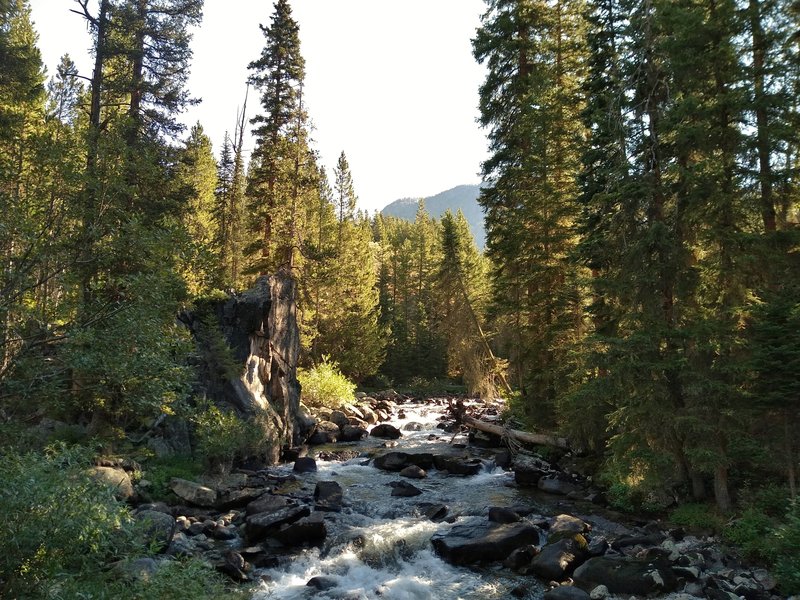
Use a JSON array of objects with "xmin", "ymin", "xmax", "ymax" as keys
[{"xmin": 462, "ymin": 416, "xmax": 569, "ymax": 450}]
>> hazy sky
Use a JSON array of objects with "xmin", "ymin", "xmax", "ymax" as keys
[{"xmin": 29, "ymin": 0, "xmax": 489, "ymax": 213}]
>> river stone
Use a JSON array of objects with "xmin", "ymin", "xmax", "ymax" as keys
[
  {"xmin": 293, "ymin": 456, "xmax": 317, "ymax": 473},
  {"xmin": 549, "ymin": 514, "xmax": 591, "ymax": 538},
  {"xmin": 431, "ymin": 521, "xmax": 542, "ymax": 565},
  {"xmin": 513, "ymin": 455, "xmax": 551, "ymax": 486},
  {"xmin": 390, "ymin": 480, "xmax": 423, "ymax": 497},
  {"xmin": 307, "ymin": 576, "xmax": 338, "ymax": 590},
  {"xmin": 340, "ymin": 425, "xmax": 368, "ymax": 442},
  {"xmin": 246, "ymin": 493, "xmax": 290, "ymax": 516},
  {"xmin": 399, "ymin": 465, "xmax": 427, "ymax": 479},
  {"xmin": 489, "ymin": 507, "xmax": 521, "ymax": 524},
  {"xmin": 538, "ymin": 476, "xmax": 582, "ymax": 496},
  {"xmin": 373, "ymin": 451, "xmax": 434, "ymax": 471},
  {"xmin": 314, "ymin": 481, "xmax": 343, "ymax": 512},
  {"xmin": 170, "ymin": 478, "xmax": 217, "ymax": 507},
  {"xmin": 433, "ymin": 455, "xmax": 483, "ymax": 475},
  {"xmin": 215, "ymin": 487, "xmax": 266, "ymax": 510},
  {"xmin": 275, "ymin": 512, "xmax": 327, "ymax": 546},
  {"xmin": 504, "ymin": 544, "xmax": 540, "ymax": 572},
  {"xmin": 371, "ymin": 423, "xmax": 402, "ymax": 439},
  {"xmin": 87, "ymin": 466, "xmax": 134, "ymax": 501},
  {"xmin": 134, "ymin": 509, "xmax": 175, "ymax": 551},
  {"xmin": 309, "ymin": 421, "xmax": 340, "ymax": 444},
  {"xmin": 417, "ymin": 503, "xmax": 449, "ymax": 521},
  {"xmin": 329, "ymin": 410, "xmax": 349, "ymax": 429},
  {"xmin": 531, "ymin": 535, "xmax": 588, "ymax": 581},
  {"xmin": 246, "ymin": 505, "xmax": 310, "ymax": 541},
  {"xmin": 573, "ymin": 557, "xmax": 678, "ymax": 596},
  {"xmin": 544, "ymin": 586, "xmax": 591, "ymax": 600}
]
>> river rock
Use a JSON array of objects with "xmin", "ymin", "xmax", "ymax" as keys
[
  {"xmin": 400, "ymin": 465, "xmax": 427, "ymax": 479},
  {"xmin": 170, "ymin": 478, "xmax": 217, "ymax": 507},
  {"xmin": 418, "ymin": 503, "xmax": 449, "ymax": 521},
  {"xmin": 246, "ymin": 505, "xmax": 310, "ymax": 541},
  {"xmin": 314, "ymin": 481, "xmax": 343, "ymax": 512},
  {"xmin": 371, "ymin": 423, "xmax": 402, "ymax": 439},
  {"xmin": 87, "ymin": 466, "xmax": 134, "ymax": 501},
  {"xmin": 247, "ymin": 493, "xmax": 290, "ymax": 516},
  {"xmin": 215, "ymin": 487, "xmax": 265, "ymax": 510},
  {"xmin": 275, "ymin": 512, "xmax": 326, "ymax": 546},
  {"xmin": 489, "ymin": 507, "xmax": 521, "ymax": 524},
  {"xmin": 431, "ymin": 521, "xmax": 542, "ymax": 565},
  {"xmin": 573, "ymin": 557, "xmax": 678, "ymax": 596},
  {"xmin": 390, "ymin": 480, "xmax": 423, "ymax": 497},
  {"xmin": 513, "ymin": 455, "xmax": 551, "ymax": 486},
  {"xmin": 504, "ymin": 544, "xmax": 540, "ymax": 572},
  {"xmin": 433, "ymin": 455, "xmax": 483, "ymax": 475},
  {"xmin": 544, "ymin": 586, "xmax": 591, "ymax": 600},
  {"xmin": 340, "ymin": 425, "xmax": 368, "ymax": 442},
  {"xmin": 293, "ymin": 456, "xmax": 317, "ymax": 473},
  {"xmin": 309, "ymin": 421, "xmax": 340, "ymax": 444},
  {"xmin": 134, "ymin": 509, "xmax": 175, "ymax": 551},
  {"xmin": 329, "ymin": 410, "xmax": 349, "ymax": 429},
  {"xmin": 549, "ymin": 514, "xmax": 591, "ymax": 538},
  {"xmin": 307, "ymin": 575, "xmax": 338, "ymax": 590},
  {"xmin": 538, "ymin": 476, "xmax": 582, "ymax": 496},
  {"xmin": 216, "ymin": 550, "xmax": 250, "ymax": 582},
  {"xmin": 531, "ymin": 535, "xmax": 588, "ymax": 581},
  {"xmin": 373, "ymin": 451, "xmax": 434, "ymax": 471}
]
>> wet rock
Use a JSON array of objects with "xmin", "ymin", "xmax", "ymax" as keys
[
  {"xmin": 246, "ymin": 505, "xmax": 310, "ymax": 541},
  {"xmin": 307, "ymin": 576, "xmax": 338, "ymax": 590},
  {"xmin": 504, "ymin": 544, "xmax": 540, "ymax": 572},
  {"xmin": 275, "ymin": 512, "xmax": 326, "ymax": 546},
  {"xmin": 309, "ymin": 421, "xmax": 340, "ymax": 444},
  {"xmin": 417, "ymin": 503, "xmax": 449, "ymax": 521},
  {"xmin": 329, "ymin": 410, "xmax": 349, "ymax": 429},
  {"xmin": 340, "ymin": 425, "xmax": 368, "ymax": 442},
  {"xmin": 431, "ymin": 521, "xmax": 542, "ymax": 565},
  {"xmin": 389, "ymin": 480, "xmax": 423, "ymax": 497},
  {"xmin": 370, "ymin": 423, "xmax": 402, "ymax": 439},
  {"xmin": 403, "ymin": 422, "xmax": 424, "ymax": 431},
  {"xmin": 170, "ymin": 478, "xmax": 217, "ymax": 507},
  {"xmin": 215, "ymin": 487, "xmax": 266, "ymax": 510},
  {"xmin": 293, "ymin": 457, "xmax": 317, "ymax": 473},
  {"xmin": 489, "ymin": 507, "xmax": 521, "ymax": 524},
  {"xmin": 610, "ymin": 532, "xmax": 665, "ymax": 551},
  {"xmin": 586, "ymin": 536, "xmax": 609, "ymax": 557},
  {"xmin": 549, "ymin": 514, "xmax": 591, "ymax": 538},
  {"xmin": 209, "ymin": 524, "xmax": 238, "ymax": 540},
  {"xmin": 373, "ymin": 451, "xmax": 434, "ymax": 471},
  {"xmin": 433, "ymin": 455, "xmax": 483, "ymax": 476},
  {"xmin": 314, "ymin": 481, "xmax": 343, "ymax": 512},
  {"xmin": 399, "ymin": 465, "xmax": 427, "ymax": 479},
  {"xmin": 134, "ymin": 509, "xmax": 175, "ymax": 551},
  {"xmin": 573, "ymin": 556, "xmax": 678, "ymax": 596},
  {"xmin": 513, "ymin": 455, "xmax": 551, "ymax": 486},
  {"xmin": 589, "ymin": 584, "xmax": 608, "ymax": 600},
  {"xmin": 87, "ymin": 466, "xmax": 134, "ymax": 501},
  {"xmin": 531, "ymin": 535, "xmax": 588, "ymax": 581},
  {"xmin": 246, "ymin": 493, "xmax": 290, "ymax": 516},
  {"xmin": 544, "ymin": 586, "xmax": 591, "ymax": 600},
  {"xmin": 538, "ymin": 476, "xmax": 582, "ymax": 496},
  {"xmin": 216, "ymin": 550, "xmax": 250, "ymax": 582}
]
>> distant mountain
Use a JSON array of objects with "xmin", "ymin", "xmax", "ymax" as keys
[{"xmin": 381, "ymin": 184, "xmax": 486, "ymax": 249}]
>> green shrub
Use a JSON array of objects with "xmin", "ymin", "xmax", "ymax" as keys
[
  {"xmin": 0, "ymin": 444, "xmax": 138, "ymax": 596},
  {"xmin": 669, "ymin": 503, "xmax": 724, "ymax": 533},
  {"xmin": 142, "ymin": 455, "xmax": 204, "ymax": 502},
  {"xmin": 724, "ymin": 508, "xmax": 777, "ymax": 563},
  {"xmin": 774, "ymin": 501, "xmax": 800, "ymax": 595},
  {"xmin": 192, "ymin": 402, "xmax": 273, "ymax": 472},
  {"xmin": 298, "ymin": 359, "xmax": 356, "ymax": 409}
]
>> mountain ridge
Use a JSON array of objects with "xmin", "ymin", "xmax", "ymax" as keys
[{"xmin": 380, "ymin": 184, "xmax": 486, "ymax": 249}]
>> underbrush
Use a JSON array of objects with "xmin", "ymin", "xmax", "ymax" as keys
[
  {"xmin": 298, "ymin": 358, "xmax": 356, "ymax": 409},
  {"xmin": 0, "ymin": 443, "xmax": 247, "ymax": 599}
]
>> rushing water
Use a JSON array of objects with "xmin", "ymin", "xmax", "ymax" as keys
[{"xmin": 251, "ymin": 400, "xmax": 551, "ymax": 600}]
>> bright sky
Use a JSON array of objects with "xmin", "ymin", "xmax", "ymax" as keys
[{"xmin": 29, "ymin": 0, "xmax": 489, "ymax": 214}]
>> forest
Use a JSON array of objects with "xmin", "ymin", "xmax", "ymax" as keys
[{"xmin": 1, "ymin": 0, "xmax": 799, "ymax": 597}]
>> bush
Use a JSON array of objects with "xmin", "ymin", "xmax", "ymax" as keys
[
  {"xmin": 669, "ymin": 503, "xmax": 724, "ymax": 533},
  {"xmin": 191, "ymin": 402, "xmax": 273, "ymax": 473},
  {"xmin": 0, "ymin": 444, "xmax": 138, "ymax": 596},
  {"xmin": 142, "ymin": 455, "xmax": 204, "ymax": 502},
  {"xmin": 298, "ymin": 359, "xmax": 356, "ymax": 410},
  {"xmin": 774, "ymin": 501, "xmax": 800, "ymax": 595}
]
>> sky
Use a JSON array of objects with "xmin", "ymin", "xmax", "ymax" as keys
[{"xmin": 28, "ymin": 0, "xmax": 490, "ymax": 214}]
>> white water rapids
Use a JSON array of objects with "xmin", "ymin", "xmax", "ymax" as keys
[{"xmin": 250, "ymin": 399, "xmax": 551, "ymax": 600}]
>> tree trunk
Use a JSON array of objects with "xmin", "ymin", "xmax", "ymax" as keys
[{"xmin": 462, "ymin": 415, "xmax": 569, "ymax": 449}]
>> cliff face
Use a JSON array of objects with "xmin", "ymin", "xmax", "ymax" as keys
[{"xmin": 183, "ymin": 274, "xmax": 310, "ymax": 462}]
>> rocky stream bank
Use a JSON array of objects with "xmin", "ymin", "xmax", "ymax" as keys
[{"xmin": 100, "ymin": 393, "xmax": 784, "ymax": 600}]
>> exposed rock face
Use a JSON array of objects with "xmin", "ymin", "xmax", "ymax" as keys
[{"xmin": 181, "ymin": 274, "xmax": 310, "ymax": 462}]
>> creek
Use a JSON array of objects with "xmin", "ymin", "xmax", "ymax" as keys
[{"xmin": 250, "ymin": 398, "xmax": 615, "ymax": 600}]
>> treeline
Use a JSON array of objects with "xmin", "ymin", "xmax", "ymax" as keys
[
  {"xmin": 0, "ymin": 0, "xmax": 497, "ymax": 441},
  {"xmin": 474, "ymin": 0, "xmax": 800, "ymax": 511}
]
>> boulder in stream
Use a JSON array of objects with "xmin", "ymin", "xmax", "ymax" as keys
[
  {"xmin": 293, "ymin": 456, "xmax": 317, "ymax": 473},
  {"xmin": 572, "ymin": 556, "xmax": 678, "ymax": 596},
  {"xmin": 169, "ymin": 478, "xmax": 217, "ymax": 507},
  {"xmin": 431, "ymin": 521, "xmax": 542, "ymax": 565},
  {"xmin": 399, "ymin": 464, "xmax": 427, "ymax": 479},
  {"xmin": 370, "ymin": 423, "xmax": 402, "ymax": 439},
  {"xmin": 544, "ymin": 586, "xmax": 591, "ymax": 600},
  {"xmin": 275, "ymin": 512, "xmax": 327, "ymax": 546},
  {"xmin": 531, "ymin": 535, "xmax": 588, "ymax": 581},
  {"xmin": 246, "ymin": 505, "xmax": 310, "ymax": 541},
  {"xmin": 433, "ymin": 455, "xmax": 484, "ymax": 475},
  {"xmin": 314, "ymin": 481, "xmax": 343, "ymax": 512},
  {"xmin": 389, "ymin": 480, "xmax": 423, "ymax": 497},
  {"xmin": 373, "ymin": 451, "xmax": 434, "ymax": 471}
]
